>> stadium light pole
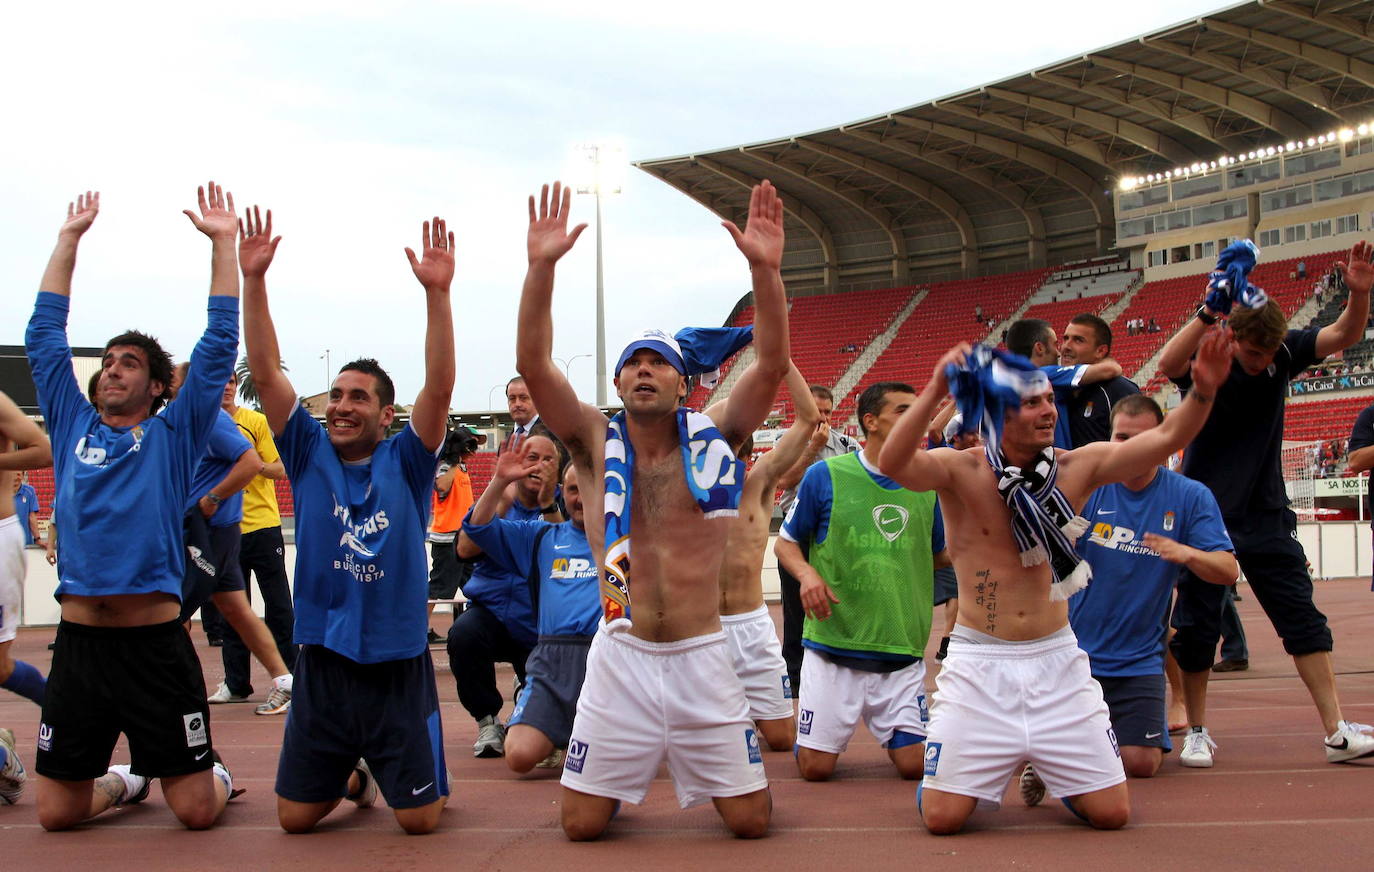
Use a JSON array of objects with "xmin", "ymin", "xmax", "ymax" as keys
[{"xmin": 573, "ymin": 143, "xmax": 624, "ymax": 406}]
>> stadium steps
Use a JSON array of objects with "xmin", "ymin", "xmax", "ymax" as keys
[
  {"xmin": 829, "ymin": 288, "xmax": 928, "ymax": 428},
  {"xmin": 1097, "ymin": 271, "xmax": 1145, "ymax": 327}
]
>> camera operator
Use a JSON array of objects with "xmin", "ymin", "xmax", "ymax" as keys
[{"xmin": 426, "ymin": 424, "xmax": 483, "ymax": 644}]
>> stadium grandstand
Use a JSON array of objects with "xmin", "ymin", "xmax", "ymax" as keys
[{"xmin": 636, "ymin": 0, "xmax": 1374, "ymax": 497}]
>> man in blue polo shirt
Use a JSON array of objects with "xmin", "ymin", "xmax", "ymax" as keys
[
  {"xmin": 1020, "ymin": 395, "xmax": 1235, "ymax": 806},
  {"xmin": 242, "ymin": 206, "xmax": 456, "ymax": 835},
  {"xmin": 26, "ymin": 184, "xmax": 240, "ymax": 831},
  {"xmin": 452, "ymin": 433, "xmax": 561, "ymax": 759},
  {"xmin": 463, "ymin": 445, "xmax": 600, "ymax": 774}
]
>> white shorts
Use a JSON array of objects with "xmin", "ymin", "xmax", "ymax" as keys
[
  {"xmin": 722, "ymin": 605, "xmax": 794, "ymax": 721},
  {"xmin": 561, "ymin": 625, "xmax": 769, "ymax": 809},
  {"xmin": 0, "ymin": 516, "xmax": 25, "ymax": 644},
  {"xmin": 796, "ymin": 647, "xmax": 928, "ymax": 753},
  {"xmin": 923, "ymin": 625, "xmax": 1124, "ymax": 808}
]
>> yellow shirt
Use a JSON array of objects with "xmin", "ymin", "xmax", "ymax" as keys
[{"xmin": 232, "ymin": 405, "xmax": 283, "ymax": 534}]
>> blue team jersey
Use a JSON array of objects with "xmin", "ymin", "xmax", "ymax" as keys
[
  {"xmin": 1042, "ymin": 364, "xmax": 1086, "ymax": 450},
  {"xmin": 780, "ymin": 451, "xmax": 945, "ymax": 552},
  {"xmin": 462, "ymin": 501, "xmax": 544, "ymax": 647},
  {"xmin": 277, "ymin": 406, "xmax": 438, "ymax": 663},
  {"xmin": 1069, "ymin": 468, "xmax": 1233, "ymax": 677},
  {"xmin": 26, "ymin": 293, "xmax": 238, "ymax": 600},
  {"xmin": 462, "ymin": 517, "xmax": 600, "ymax": 637},
  {"xmin": 15, "ymin": 484, "xmax": 39, "ymax": 545},
  {"xmin": 186, "ymin": 410, "xmax": 250, "ymax": 527}
]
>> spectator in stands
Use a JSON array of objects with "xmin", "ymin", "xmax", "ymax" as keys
[
  {"xmin": 1148, "ymin": 318, "xmax": 1161, "ymax": 334},
  {"xmin": 1157, "ymin": 238, "xmax": 1374, "ymax": 764},
  {"xmin": 1059, "ymin": 313, "xmax": 1140, "ymax": 447},
  {"xmin": 974, "ymin": 304, "xmax": 982, "ymax": 323},
  {"xmin": 1297, "ymin": 260, "xmax": 1307, "ymax": 279},
  {"xmin": 775, "ymin": 384, "xmax": 862, "ymax": 695},
  {"xmin": 451, "ymin": 433, "xmax": 562, "ymax": 758},
  {"xmin": 1006, "ymin": 317, "xmax": 1124, "ymax": 450}
]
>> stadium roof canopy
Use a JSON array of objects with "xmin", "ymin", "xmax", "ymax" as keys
[{"xmin": 635, "ymin": 0, "xmax": 1374, "ymax": 294}]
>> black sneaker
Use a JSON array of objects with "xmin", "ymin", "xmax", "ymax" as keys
[
  {"xmin": 427, "ymin": 629, "xmax": 445, "ymax": 646},
  {"xmin": 1212, "ymin": 658, "xmax": 1249, "ymax": 673}
]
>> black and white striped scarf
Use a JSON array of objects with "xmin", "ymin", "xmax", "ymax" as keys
[{"xmin": 988, "ymin": 445, "xmax": 1092, "ymax": 601}]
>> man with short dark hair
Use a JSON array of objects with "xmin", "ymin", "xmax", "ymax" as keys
[
  {"xmin": 243, "ymin": 205, "xmax": 456, "ymax": 834},
  {"xmin": 775, "ymin": 382, "xmax": 861, "ymax": 693},
  {"xmin": 1158, "ymin": 239, "xmax": 1374, "ymax": 764},
  {"xmin": 1006, "ymin": 318, "xmax": 1123, "ymax": 449},
  {"xmin": 1060, "ymin": 314, "xmax": 1140, "ymax": 447},
  {"xmin": 777, "ymin": 381, "xmax": 947, "ymax": 782},
  {"xmin": 27, "ymin": 185, "xmax": 239, "ymax": 831},
  {"xmin": 425, "ymin": 426, "xmax": 481, "ymax": 644}
]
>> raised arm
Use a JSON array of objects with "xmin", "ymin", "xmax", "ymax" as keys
[
  {"xmin": 456, "ymin": 445, "xmax": 531, "ymax": 558},
  {"xmin": 715, "ymin": 181, "xmax": 789, "ymax": 446},
  {"xmin": 1315, "ymin": 240, "xmax": 1373, "ymax": 359},
  {"xmin": 1157, "ymin": 306, "xmax": 1214, "ymax": 380},
  {"xmin": 878, "ymin": 345, "xmax": 967, "ymax": 493},
  {"xmin": 39, "ymin": 192, "xmax": 99, "ymax": 298},
  {"xmin": 404, "ymin": 217, "xmax": 457, "ymax": 452},
  {"xmin": 238, "ymin": 205, "xmax": 297, "ymax": 433},
  {"xmin": 751, "ymin": 363, "xmax": 821, "ymax": 487},
  {"xmin": 515, "ymin": 183, "xmax": 603, "ymax": 464},
  {"xmin": 0, "ymin": 392, "xmax": 51, "ymax": 472},
  {"xmin": 182, "ymin": 182, "xmax": 240, "ymax": 300},
  {"xmin": 1066, "ymin": 328, "xmax": 1233, "ymax": 494}
]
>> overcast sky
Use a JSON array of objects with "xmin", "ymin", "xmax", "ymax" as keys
[{"xmin": 1, "ymin": 0, "xmax": 1223, "ymax": 411}]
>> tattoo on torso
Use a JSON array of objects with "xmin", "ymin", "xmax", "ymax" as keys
[{"xmin": 974, "ymin": 569, "xmax": 997, "ymax": 633}]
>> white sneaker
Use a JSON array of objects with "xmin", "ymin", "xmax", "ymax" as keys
[
  {"xmin": 208, "ymin": 682, "xmax": 250, "ymax": 704},
  {"xmin": 0, "ymin": 728, "xmax": 27, "ymax": 804},
  {"xmin": 347, "ymin": 759, "xmax": 378, "ymax": 807},
  {"xmin": 536, "ymin": 748, "xmax": 566, "ymax": 769},
  {"xmin": 1180, "ymin": 727, "xmax": 1217, "ymax": 768},
  {"xmin": 473, "ymin": 716, "xmax": 506, "ymax": 758},
  {"xmin": 1018, "ymin": 762, "xmax": 1045, "ymax": 807},
  {"xmin": 107, "ymin": 763, "xmax": 150, "ymax": 804},
  {"xmin": 1325, "ymin": 720, "xmax": 1374, "ymax": 763}
]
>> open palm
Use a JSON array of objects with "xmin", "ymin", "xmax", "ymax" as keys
[
  {"xmin": 527, "ymin": 182, "xmax": 587, "ymax": 265},
  {"xmin": 722, "ymin": 180, "xmax": 785, "ymax": 269}
]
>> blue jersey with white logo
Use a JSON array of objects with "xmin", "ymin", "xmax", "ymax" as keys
[
  {"xmin": 26, "ymin": 293, "xmax": 239, "ymax": 600},
  {"xmin": 186, "ymin": 410, "xmax": 250, "ymax": 527},
  {"xmin": 1069, "ymin": 468, "xmax": 1233, "ymax": 677},
  {"xmin": 462, "ymin": 500, "xmax": 544, "ymax": 646},
  {"xmin": 277, "ymin": 406, "xmax": 438, "ymax": 663},
  {"xmin": 1042, "ymin": 364, "xmax": 1086, "ymax": 450},
  {"xmin": 15, "ymin": 484, "xmax": 39, "ymax": 545},
  {"xmin": 462, "ymin": 517, "xmax": 600, "ymax": 637}
]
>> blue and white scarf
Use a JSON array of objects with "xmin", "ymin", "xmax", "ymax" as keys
[
  {"xmin": 601, "ymin": 408, "xmax": 743, "ymax": 631},
  {"xmin": 947, "ymin": 345, "xmax": 1092, "ymax": 601},
  {"xmin": 1204, "ymin": 239, "xmax": 1267, "ymax": 316}
]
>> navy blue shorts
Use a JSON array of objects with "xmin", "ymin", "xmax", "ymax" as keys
[
  {"xmin": 932, "ymin": 567, "xmax": 958, "ymax": 606},
  {"xmin": 508, "ymin": 635, "xmax": 592, "ymax": 748},
  {"xmin": 1095, "ymin": 673, "xmax": 1170, "ymax": 752},
  {"xmin": 275, "ymin": 645, "xmax": 449, "ymax": 809},
  {"xmin": 180, "ymin": 513, "xmax": 247, "ymax": 622}
]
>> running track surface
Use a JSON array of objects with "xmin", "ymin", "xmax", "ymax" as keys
[{"xmin": 2, "ymin": 579, "xmax": 1371, "ymax": 871}]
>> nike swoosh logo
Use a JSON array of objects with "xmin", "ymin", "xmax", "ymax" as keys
[
  {"xmin": 554, "ymin": 544, "xmax": 572, "ymax": 550},
  {"xmin": 412, "ymin": 782, "xmax": 434, "ymax": 795},
  {"xmin": 1145, "ymin": 732, "xmax": 1161, "ymax": 739},
  {"xmin": 1329, "ymin": 738, "xmax": 1349, "ymax": 750},
  {"xmin": 1097, "ymin": 510, "xmax": 1115, "ymax": 515},
  {"xmin": 194, "ymin": 750, "xmax": 210, "ymax": 760}
]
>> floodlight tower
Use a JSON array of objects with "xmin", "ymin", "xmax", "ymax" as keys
[{"xmin": 573, "ymin": 143, "xmax": 624, "ymax": 407}]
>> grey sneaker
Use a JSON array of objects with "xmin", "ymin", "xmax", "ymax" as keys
[
  {"xmin": 473, "ymin": 716, "xmax": 506, "ymax": 758},
  {"xmin": 1325, "ymin": 720, "xmax": 1374, "ymax": 763},
  {"xmin": 535, "ymin": 748, "xmax": 566, "ymax": 769},
  {"xmin": 254, "ymin": 685, "xmax": 291, "ymax": 716},
  {"xmin": 1018, "ymin": 763, "xmax": 1045, "ymax": 807},
  {"xmin": 0, "ymin": 728, "xmax": 27, "ymax": 804},
  {"xmin": 1180, "ymin": 726, "xmax": 1217, "ymax": 768},
  {"xmin": 208, "ymin": 682, "xmax": 250, "ymax": 704},
  {"xmin": 347, "ymin": 759, "xmax": 378, "ymax": 807}
]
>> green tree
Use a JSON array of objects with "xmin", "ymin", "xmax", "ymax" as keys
[{"xmin": 235, "ymin": 355, "xmax": 287, "ymax": 410}]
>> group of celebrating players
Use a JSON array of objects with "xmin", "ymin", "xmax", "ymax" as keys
[{"xmin": 0, "ymin": 175, "xmax": 1370, "ymax": 840}]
